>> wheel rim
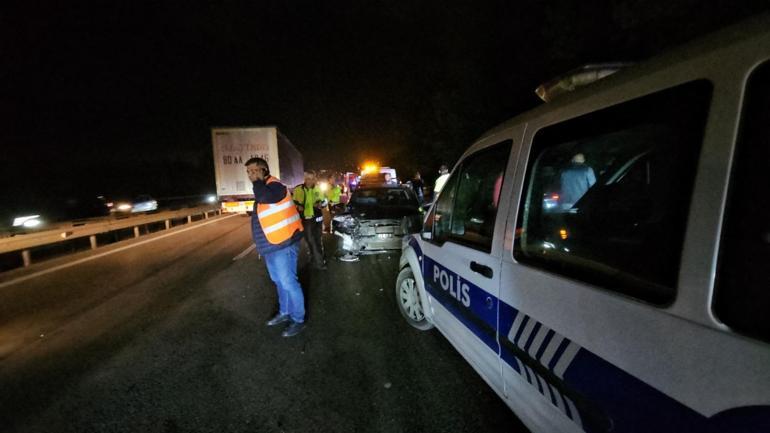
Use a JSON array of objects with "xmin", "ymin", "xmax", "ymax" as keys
[{"xmin": 399, "ymin": 276, "xmax": 424, "ymax": 321}]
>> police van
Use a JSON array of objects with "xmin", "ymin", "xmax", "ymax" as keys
[{"xmin": 395, "ymin": 14, "xmax": 770, "ymax": 433}]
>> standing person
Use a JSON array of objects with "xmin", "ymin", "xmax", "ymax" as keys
[
  {"xmin": 433, "ymin": 164, "xmax": 451, "ymax": 197},
  {"xmin": 412, "ymin": 171, "xmax": 425, "ymax": 204},
  {"xmin": 559, "ymin": 153, "xmax": 596, "ymax": 209},
  {"xmin": 293, "ymin": 170, "xmax": 328, "ymax": 270},
  {"xmin": 327, "ymin": 174, "xmax": 342, "ymax": 207},
  {"xmin": 324, "ymin": 174, "xmax": 343, "ymax": 233},
  {"xmin": 245, "ymin": 157, "xmax": 306, "ymax": 338}
]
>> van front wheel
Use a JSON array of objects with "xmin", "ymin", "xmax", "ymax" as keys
[{"xmin": 396, "ymin": 267, "xmax": 433, "ymax": 331}]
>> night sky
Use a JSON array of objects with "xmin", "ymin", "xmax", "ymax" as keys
[{"xmin": 2, "ymin": 1, "xmax": 769, "ymax": 204}]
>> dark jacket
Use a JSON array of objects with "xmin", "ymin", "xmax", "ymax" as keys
[{"xmin": 251, "ymin": 176, "xmax": 303, "ymax": 255}]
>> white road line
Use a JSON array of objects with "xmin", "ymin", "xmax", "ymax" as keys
[
  {"xmin": 232, "ymin": 244, "xmax": 256, "ymax": 261},
  {"xmin": 0, "ymin": 214, "xmax": 238, "ymax": 289}
]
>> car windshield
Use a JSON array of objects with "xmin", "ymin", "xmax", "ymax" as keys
[{"xmin": 351, "ymin": 188, "xmax": 416, "ymax": 207}]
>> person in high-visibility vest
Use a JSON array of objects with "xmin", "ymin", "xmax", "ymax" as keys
[
  {"xmin": 246, "ymin": 157, "xmax": 306, "ymax": 338},
  {"xmin": 293, "ymin": 170, "xmax": 328, "ymax": 270},
  {"xmin": 327, "ymin": 175, "xmax": 342, "ymax": 206}
]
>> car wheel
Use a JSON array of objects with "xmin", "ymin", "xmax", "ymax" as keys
[{"xmin": 395, "ymin": 266, "xmax": 433, "ymax": 330}]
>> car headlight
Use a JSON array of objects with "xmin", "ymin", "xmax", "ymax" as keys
[
  {"xmin": 332, "ymin": 214, "xmax": 358, "ymax": 231},
  {"xmin": 117, "ymin": 203, "xmax": 132, "ymax": 211},
  {"xmin": 13, "ymin": 215, "xmax": 42, "ymax": 228}
]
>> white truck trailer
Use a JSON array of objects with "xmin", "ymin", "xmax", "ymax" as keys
[{"xmin": 211, "ymin": 126, "xmax": 303, "ymax": 213}]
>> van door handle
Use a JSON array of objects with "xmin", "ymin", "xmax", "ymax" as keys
[{"xmin": 470, "ymin": 261, "xmax": 493, "ymax": 278}]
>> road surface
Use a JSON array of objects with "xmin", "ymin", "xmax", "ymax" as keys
[{"xmin": 0, "ymin": 214, "xmax": 525, "ymax": 433}]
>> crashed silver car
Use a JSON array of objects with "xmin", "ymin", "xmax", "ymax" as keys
[{"xmin": 332, "ymin": 185, "xmax": 422, "ymax": 255}]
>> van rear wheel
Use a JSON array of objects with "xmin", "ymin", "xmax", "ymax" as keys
[{"xmin": 396, "ymin": 267, "xmax": 433, "ymax": 331}]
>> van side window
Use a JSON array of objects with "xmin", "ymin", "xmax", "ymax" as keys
[
  {"xmin": 715, "ymin": 61, "xmax": 770, "ymax": 342},
  {"xmin": 433, "ymin": 141, "xmax": 511, "ymax": 251},
  {"xmin": 514, "ymin": 81, "xmax": 712, "ymax": 304}
]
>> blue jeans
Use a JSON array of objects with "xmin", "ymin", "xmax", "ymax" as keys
[{"xmin": 263, "ymin": 241, "xmax": 305, "ymax": 323}]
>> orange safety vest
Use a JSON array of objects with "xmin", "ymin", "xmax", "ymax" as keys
[{"xmin": 256, "ymin": 177, "xmax": 304, "ymax": 244}]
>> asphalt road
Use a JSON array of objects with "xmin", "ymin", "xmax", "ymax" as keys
[{"xmin": 0, "ymin": 214, "xmax": 525, "ymax": 433}]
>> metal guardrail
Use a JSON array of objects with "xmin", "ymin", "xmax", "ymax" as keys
[{"xmin": 0, "ymin": 205, "xmax": 222, "ymax": 267}]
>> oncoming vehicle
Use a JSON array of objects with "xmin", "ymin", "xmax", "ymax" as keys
[
  {"xmin": 396, "ymin": 16, "xmax": 770, "ymax": 433},
  {"xmin": 131, "ymin": 195, "xmax": 158, "ymax": 213},
  {"xmin": 332, "ymin": 185, "xmax": 421, "ymax": 255}
]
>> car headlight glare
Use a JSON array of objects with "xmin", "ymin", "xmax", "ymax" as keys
[{"xmin": 13, "ymin": 215, "xmax": 41, "ymax": 227}]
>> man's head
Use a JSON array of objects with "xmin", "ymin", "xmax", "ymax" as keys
[
  {"xmin": 415, "ymin": 171, "xmax": 421, "ymax": 180},
  {"xmin": 439, "ymin": 165, "xmax": 449, "ymax": 175},
  {"xmin": 245, "ymin": 157, "xmax": 269, "ymax": 182},
  {"xmin": 304, "ymin": 170, "xmax": 317, "ymax": 187},
  {"xmin": 572, "ymin": 153, "xmax": 586, "ymax": 164}
]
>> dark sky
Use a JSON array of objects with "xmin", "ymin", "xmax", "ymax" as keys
[{"xmin": 2, "ymin": 1, "xmax": 769, "ymax": 200}]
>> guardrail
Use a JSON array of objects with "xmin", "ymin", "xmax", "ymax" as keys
[{"xmin": 0, "ymin": 205, "xmax": 222, "ymax": 267}]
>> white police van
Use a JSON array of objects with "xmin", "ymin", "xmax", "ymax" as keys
[{"xmin": 396, "ymin": 14, "xmax": 770, "ymax": 433}]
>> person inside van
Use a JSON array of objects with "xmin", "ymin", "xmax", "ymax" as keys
[{"xmin": 559, "ymin": 153, "xmax": 596, "ymax": 209}]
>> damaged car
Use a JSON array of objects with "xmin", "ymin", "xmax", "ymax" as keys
[{"xmin": 332, "ymin": 185, "xmax": 422, "ymax": 257}]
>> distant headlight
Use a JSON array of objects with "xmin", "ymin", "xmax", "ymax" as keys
[
  {"xmin": 319, "ymin": 181, "xmax": 329, "ymax": 192},
  {"xmin": 13, "ymin": 215, "xmax": 42, "ymax": 228},
  {"xmin": 206, "ymin": 195, "xmax": 217, "ymax": 203},
  {"xmin": 117, "ymin": 203, "xmax": 132, "ymax": 211}
]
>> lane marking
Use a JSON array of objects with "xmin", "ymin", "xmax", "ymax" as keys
[
  {"xmin": 232, "ymin": 244, "xmax": 256, "ymax": 261},
  {"xmin": 0, "ymin": 214, "xmax": 238, "ymax": 289}
]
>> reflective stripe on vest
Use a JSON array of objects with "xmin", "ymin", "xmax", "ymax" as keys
[{"xmin": 257, "ymin": 178, "xmax": 304, "ymax": 244}]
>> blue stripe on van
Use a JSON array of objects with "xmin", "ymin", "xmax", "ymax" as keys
[
  {"xmin": 421, "ymin": 255, "xmax": 500, "ymax": 353},
  {"xmin": 411, "ymin": 244, "xmax": 770, "ymax": 433}
]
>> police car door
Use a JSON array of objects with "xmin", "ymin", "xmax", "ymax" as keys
[{"xmin": 421, "ymin": 140, "xmax": 513, "ymax": 396}]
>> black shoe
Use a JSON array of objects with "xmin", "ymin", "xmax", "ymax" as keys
[
  {"xmin": 282, "ymin": 321, "xmax": 305, "ymax": 337},
  {"xmin": 266, "ymin": 313, "xmax": 291, "ymax": 327}
]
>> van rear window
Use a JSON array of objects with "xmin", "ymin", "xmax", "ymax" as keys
[
  {"xmin": 514, "ymin": 80, "xmax": 712, "ymax": 305},
  {"xmin": 715, "ymin": 61, "xmax": 770, "ymax": 341}
]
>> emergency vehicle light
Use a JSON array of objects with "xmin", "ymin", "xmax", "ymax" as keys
[{"xmin": 362, "ymin": 162, "xmax": 379, "ymax": 175}]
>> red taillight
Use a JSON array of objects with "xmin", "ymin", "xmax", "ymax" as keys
[{"xmin": 551, "ymin": 194, "xmax": 559, "ymax": 200}]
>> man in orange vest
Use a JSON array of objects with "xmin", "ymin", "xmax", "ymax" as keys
[{"xmin": 246, "ymin": 157, "xmax": 306, "ymax": 337}]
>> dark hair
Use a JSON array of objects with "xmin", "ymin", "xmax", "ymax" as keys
[{"xmin": 245, "ymin": 157, "xmax": 269, "ymax": 175}]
